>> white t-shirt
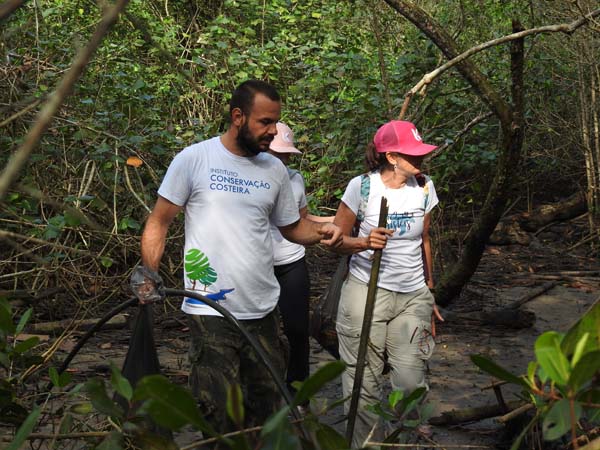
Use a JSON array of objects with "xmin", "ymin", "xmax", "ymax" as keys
[
  {"xmin": 341, "ymin": 172, "xmax": 439, "ymax": 293},
  {"xmin": 158, "ymin": 136, "xmax": 300, "ymax": 319},
  {"xmin": 270, "ymin": 169, "xmax": 307, "ymax": 266}
]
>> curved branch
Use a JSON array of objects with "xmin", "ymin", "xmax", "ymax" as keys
[
  {"xmin": 0, "ymin": 0, "xmax": 27, "ymax": 22},
  {"xmin": 384, "ymin": 0, "xmax": 511, "ymax": 126},
  {"xmin": 0, "ymin": 0, "xmax": 130, "ymax": 202},
  {"xmin": 405, "ymin": 8, "xmax": 600, "ymax": 105}
]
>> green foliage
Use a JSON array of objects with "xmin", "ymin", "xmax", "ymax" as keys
[
  {"xmin": 366, "ymin": 387, "xmax": 433, "ymax": 443},
  {"xmin": 0, "ymin": 299, "xmax": 43, "ymax": 430},
  {"xmin": 471, "ymin": 300, "xmax": 600, "ymax": 446}
]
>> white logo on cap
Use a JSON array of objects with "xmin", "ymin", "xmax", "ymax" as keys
[
  {"xmin": 412, "ymin": 129, "xmax": 423, "ymax": 142},
  {"xmin": 284, "ymin": 132, "xmax": 292, "ymax": 143}
]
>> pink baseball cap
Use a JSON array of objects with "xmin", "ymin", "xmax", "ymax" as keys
[
  {"xmin": 269, "ymin": 122, "xmax": 302, "ymax": 154},
  {"xmin": 373, "ymin": 120, "xmax": 437, "ymax": 156}
]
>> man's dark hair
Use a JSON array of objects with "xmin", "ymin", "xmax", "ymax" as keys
[{"xmin": 229, "ymin": 80, "xmax": 280, "ymax": 117}]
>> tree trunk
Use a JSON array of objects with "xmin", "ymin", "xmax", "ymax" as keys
[{"xmin": 383, "ymin": 1, "xmax": 526, "ymax": 306}]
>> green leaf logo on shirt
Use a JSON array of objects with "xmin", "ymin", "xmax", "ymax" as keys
[{"xmin": 185, "ymin": 248, "xmax": 217, "ymax": 290}]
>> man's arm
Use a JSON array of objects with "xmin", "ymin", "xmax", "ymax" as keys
[
  {"xmin": 332, "ymin": 202, "xmax": 391, "ymax": 254},
  {"xmin": 141, "ymin": 196, "xmax": 182, "ymax": 270},
  {"xmin": 278, "ymin": 217, "xmax": 343, "ymax": 248}
]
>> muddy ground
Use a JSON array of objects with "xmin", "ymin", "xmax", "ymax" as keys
[{"xmin": 47, "ymin": 217, "xmax": 599, "ymax": 449}]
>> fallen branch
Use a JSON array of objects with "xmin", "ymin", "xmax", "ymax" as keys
[
  {"xmin": 429, "ymin": 400, "xmax": 526, "ymax": 426},
  {"xmin": 30, "ymin": 314, "xmax": 128, "ymax": 335},
  {"xmin": 506, "ymin": 281, "xmax": 558, "ymax": 309},
  {"xmin": 496, "ymin": 403, "xmax": 534, "ymax": 424}
]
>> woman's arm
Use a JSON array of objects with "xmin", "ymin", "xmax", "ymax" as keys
[
  {"xmin": 422, "ymin": 212, "xmax": 444, "ymax": 333},
  {"xmin": 422, "ymin": 213, "xmax": 434, "ymax": 289},
  {"xmin": 333, "ymin": 202, "xmax": 391, "ymax": 254}
]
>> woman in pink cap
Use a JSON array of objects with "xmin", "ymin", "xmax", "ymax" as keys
[
  {"xmin": 268, "ymin": 122, "xmax": 332, "ymax": 407},
  {"xmin": 334, "ymin": 120, "xmax": 443, "ymax": 447}
]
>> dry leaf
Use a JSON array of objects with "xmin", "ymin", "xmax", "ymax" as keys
[
  {"xmin": 100, "ymin": 342, "xmax": 112, "ymax": 350},
  {"xmin": 126, "ymin": 156, "xmax": 143, "ymax": 167}
]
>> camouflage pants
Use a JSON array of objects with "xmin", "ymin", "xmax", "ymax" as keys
[{"xmin": 188, "ymin": 310, "xmax": 285, "ymax": 435}]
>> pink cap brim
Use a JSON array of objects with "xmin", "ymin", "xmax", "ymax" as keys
[
  {"xmin": 269, "ymin": 145, "xmax": 302, "ymax": 154},
  {"xmin": 376, "ymin": 143, "xmax": 437, "ymax": 156}
]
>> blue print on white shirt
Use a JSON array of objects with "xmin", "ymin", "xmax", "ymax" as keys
[
  {"xmin": 209, "ymin": 167, "xmax": 271, "ymax": 195},
  {"xmin": 387, "ymin": 212, "xmax": 415, "ymax": 236}
]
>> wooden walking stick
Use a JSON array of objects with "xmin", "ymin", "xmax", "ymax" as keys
[{"xmin": 346, "ymin": 196, "xmax": 389, "ymax": 444}]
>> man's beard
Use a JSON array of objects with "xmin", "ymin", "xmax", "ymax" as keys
[{"xmin": 236, "ymin": 122, "xmax": 269, "ymax": 156}]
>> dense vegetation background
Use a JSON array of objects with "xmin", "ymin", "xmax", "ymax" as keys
[
  {"xmin": 1, "ymin": 1, "xmax": 599, "ymax": 448},
  {"xmin": 1, "ymin": 0, "xmax": 598, "ymax": 319}
]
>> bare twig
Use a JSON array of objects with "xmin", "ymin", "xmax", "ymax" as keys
[
  {"xmin": 0, "ymin": 0, "xmax": 130, "ymax": 201},
  {"xmin": 0, "ymin": 99, "xmax": 42, "ymax": 128},
  {"xmin": 398, "ymin": 8, "xmax": 600, "ymax": 119}
]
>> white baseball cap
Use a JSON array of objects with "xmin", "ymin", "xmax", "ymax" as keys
[{"xmin": 270, "ymin": 122, "xmax": 302, "ymax": 154}]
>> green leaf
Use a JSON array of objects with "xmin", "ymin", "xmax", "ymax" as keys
[
  {"xmin": 85, "ymin": 379, "xmax": 124, "ymax": 420},
  {"xmin": 110, "ymin": 362, "xmax": 132, "ymax": 402},
  {"xmin": 568, "ymin": 350, "xmax": 600, "ymax": 391},
  {"xmin": 315, "ymin": 423, "xmax": 349, "ymax": 449},
  {"xmin": 132, "ymin": 79, "xmax": 145, "ymax": 90},
  {"xmin": 226, "ymin": 383, "xmax": 244, "ymax": 426},
  {"xmin": 15, "ymin": 308, "xmax": 32, "ymax": 335},
  {"xmin": 260, "ymin": 407, "xmax": 300, "ymax": 450},
  {"xmin": 69, "ymin": 402, "xmax": 93, "ymax": 415},
  {"xmin": 562, "ymin": 300, "xmax": 600, "ymax": 356},
  {"xmin": 397, "ymin": 387, "xmax": 427, "ymax": 416},
  {"xmin": 388, "ymin": 390, "xmax": 403, "ymax": 409},
  {"xmin": 293, "ymin": 360, "xmax": 345, "ymax": 406},
  {"xmin": 95, "ymin": 430, "xmax": 125, "ymax": 450},
  {"xmin": 49, "ymin": 367, "xmax": 60, "ymax": 388},
  {"xmin": 6, "ymin": 406, "xmax": 41, "ymax": 450},
  {"xmin": 13, "ymin": 336, "xmax": 39, "ymax": 354},
  {"xmin": 571, "ymin": 333, "xmax": 589, "ymax": 367},
  {"xmin": 63, "ymin": 211, "xmax": 82, "ymax": 227},
  {"xmin": 133, "ymin": 375, "xmax": 217, "ymax": 437},
  {"xmin": 0, "ymin": 299, "xmax": 16, "ymax": 335},
  {"xmin": 542, "ymin": 399, "xmax": 581, "ymax": 441},
  {"xmin": 579, "ymin": 389, "xmax": 600, "ymax": 422},
  {"xmin": 470, "ymin": 354, "xmax": 529, "ymax": 388},
  {"xmin": 535, "ymin": 332, "xmax": 570, "ymax": 386},
  {"xmin": 527, "ymin": 361, "xmax": 538, "ymax": 388},
  {"xmin": 260, "ymin": 406, "xmax": 290, "ymax": 436},
  {"xmin": 100, "ymin": 257, "xmax": 114, "ymax": 268}
]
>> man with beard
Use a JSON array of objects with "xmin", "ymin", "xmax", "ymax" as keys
[{"xmin": 131, "ymin": 80, "xmax": 342, "ymax": 437}]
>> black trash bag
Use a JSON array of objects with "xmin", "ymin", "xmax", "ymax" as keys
[
  {"xmin": 309, "ymin": 256, "xmax": 348, "ymax": 359},
  {"xmin": 122, "ymin": 304, "xmax": 161, "ymax": 385},
  {"xmin": 116, "ymin": 305, "xmax": 172, "ymax": 440}
]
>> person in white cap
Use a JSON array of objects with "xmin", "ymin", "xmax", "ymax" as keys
[
  {"xmin": 334, "ymin": 120, "xmax": 444, "ymax": 447},
  {"xmin": 268, "ymin": 122, "xmax": 332, "ymax": 406}
]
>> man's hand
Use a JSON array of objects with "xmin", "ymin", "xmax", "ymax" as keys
[
  {"xmin": 318, "ymin": 222, "xmax": 343, "ymax": 248},
  {"xmin": 130, "ymin": 265, "xmax": 165, "ymax": 304}
]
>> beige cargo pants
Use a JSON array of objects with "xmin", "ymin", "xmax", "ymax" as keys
[{"xmin": 336, "ymin": 274, "xmax": 435, "ymax": 448}]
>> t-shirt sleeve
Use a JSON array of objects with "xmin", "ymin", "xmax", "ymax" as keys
[
  {"xmin": 340, "ymin": 176, "xmax": 362, "ymax": 215},
  {"xmin": 271, "ymin": 168, "xmax": 301, "ymax": 227},
  {"xmin": 157, "ymin": 148, "xmax": 194, "ymax": 206},
  {"xmin": 424, "ymin": 177, "xmax": 439, "ymax": 214},
  {"xmin": 290, "ymin": 172, "xmax": 308, "ymax": 210}
]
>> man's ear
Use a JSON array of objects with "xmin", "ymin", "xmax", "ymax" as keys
[{"xmin": 231, "ymin": 107, "xmax": 244, "ymax": 127}]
